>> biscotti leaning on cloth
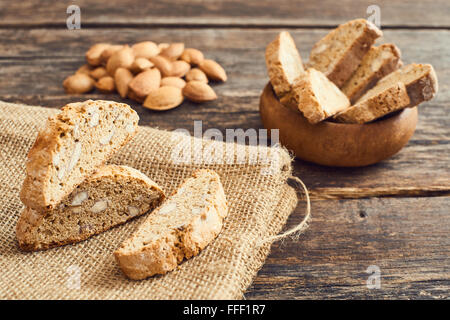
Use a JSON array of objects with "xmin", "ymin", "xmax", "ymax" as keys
[
  {"xmin": 17, "ymin": 165, "xmax": 165, "ymax": 251},
  {"xmin": 264, "ymin": 18, "xmax": 438, "ymax": 125},
  {"xmin": 17, "ymin": 100, "xmax": 165, "ymax": 251},
  {"xmin": 20, "ymin": 100, "xmax": 139, "ymax": 212},
  {"xmin": 115, "ymin": 169, "xmax": 228, "ymax": 280}
]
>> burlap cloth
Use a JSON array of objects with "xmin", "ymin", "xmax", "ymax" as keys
[{"xmin": 0, "ymin": 100, "xmax": 307, "ymax": 300}]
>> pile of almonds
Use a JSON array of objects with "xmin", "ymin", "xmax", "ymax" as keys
[{"xmin": 63, "ymin": 41, "xmax": 227, "ymax": 111}]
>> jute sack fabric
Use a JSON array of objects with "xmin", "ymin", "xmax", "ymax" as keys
[{"xmin": 0, "ymin": 100, "xmax": 308, "ymax": 299}]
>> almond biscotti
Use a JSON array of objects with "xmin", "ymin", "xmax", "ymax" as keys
[
  {"xmin": 20, "ymin": 100, "xmax": 139, "ymax": 212},
  {"xmin": 114, "ymin": 169, "xmax": 228, "ymax": 280},
  {"xmin": 334, "ymin": 82, "xmax": 410, "ymax": 124},
  {"xmin": 16, "ymin": 165, "xmax": 165, "ymax": 251},
  {"xmin": 375, "ymin": 63, "xmax": 438, "ymax": 107},
  {"xmin": 334, "ymin": 63, "xmax": 438, "ymax": 123},
  {"xmin": 342, "ymin": 43, "xmax": 401, "ymax": 103},
  {"xmin": 308, "ymin": 19, "xmax": 382, "ymax": 88},
  {"xmin": 280, "ymin": 68, "xmax": 350, "ymax": 124},
  {"xmin": 265, "ymin": 31, "xmax": 305, "ymax": 99}
]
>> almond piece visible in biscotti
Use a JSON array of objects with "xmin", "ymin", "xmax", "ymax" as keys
[
  {"xmin": 114, "ymin": 169, "xmax": 228, "ymax": 280},
  {"xmin": 17, "ymin": 165, "xmax": 165, "ymax": 251},
  {"xmin": 308, "ymin": 19, "xmax": 382, "ymax": 88},
  {"xmin": 265, "ymin": 31, "xmax": 305, "ymax": 99},
  {"xmin": 20, "ymin": 100, "xmax": 139, "ymax": 212},
  {"xmin": 280, "ymin": 68, "xmax": 350, "ymax": 124},
  {"xmin": 342, "ymin": 43, "xmax": 401, "ymax": 103}
]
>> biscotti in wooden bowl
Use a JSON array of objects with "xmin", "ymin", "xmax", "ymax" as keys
[
  {"xmin": 260, "ymin": 83, "xmax": 418, "ymax": 167},
  {"xmin": 262, "ymin": 19, "xmax": 438, "ymax": 167}
]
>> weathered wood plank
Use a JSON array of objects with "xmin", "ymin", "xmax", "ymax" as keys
[
  {"xmin": 245, "ymin": 196, "xmax": 450, "ymax": 299},
  {"xmin": 0, "ymin": 28, "xmax": 448, "ymax": 196},
  {"xmin": 0, "ymin": 0, "xmax": 449, "ymax": 27}
]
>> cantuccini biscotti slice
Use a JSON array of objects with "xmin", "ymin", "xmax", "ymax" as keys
[
  {"xmin": 114, "ymin": 169, "xmax": 228, "ymax": 280},
  {"xmin": 334, "ymin": 63, "xmax": 438, "ymax": 123},
  {"xmin": 16, "ymin": 165, "xmax": 165, "ymax": 251},
  {"xmin": 334, "ymin": 82, "xmax": 410, "ymax": 124},
  {"xmin": 265, "ymin": 31, "xmax": 305, "ymax": 99},
  {"xmin": 342, "ymin": 43, "xmax": 401, "ymax": 103},
  {"xmin": 280, "ymin": 68, "xmax": 350, "ymax": 124},
  {"xmin": 308, "ymin": 19, "xmax": 382, "ymax": 88},
  {"xmin": 20, "ymin": 100, "xmax": 139, "ymax": 212},
  {"xmin": 374, "ymin": 63, "xmax": 438, "ymax": 107}
]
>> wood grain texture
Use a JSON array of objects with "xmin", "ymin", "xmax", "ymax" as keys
[
  {"xmin": 0, "ymin": 0, "xmax": 449, "ymax": 27},
  {"xmin": 0, "ymin": 28, "xmax": 448, "ymax": 197},
  {"xmin": 0, "ymin": 12, "xmax": 448, "ymax": 299},
  {"xmin": 246, "ymin": 196, "xmax": 450, "ymax": 299}
]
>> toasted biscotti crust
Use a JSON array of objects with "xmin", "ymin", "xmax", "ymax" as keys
[
  {"xmin": 20, "ymin": 100, "xmax": 139, "ymax": 212},
  {"xmin": 265, "ymin": 31, "xmax": 305, "ymax": 98},
  {"xmin": 280, "ymin": 68, "xmax": 350, "ymax": 124},
  {"xmin": 308, "ymin": 19, "xmax": 382, "ymax": 88},
  {"xmin": 114, "ymin": 169, "xmax": 228, "ymax": 280},
  {"xmin": 376, "ymin": 63, "xmax": 438, "ymax": 107},
  {"xmin": 342, "ymin": 43, "xmax": 401, "ymax": 103},
  {"xmin": 16, "ymin": 165, "xmax": 165, "ymax": 251},
  {"xmin": 334, "ymin": 82, "xmax": 410, "ymax": 124}
]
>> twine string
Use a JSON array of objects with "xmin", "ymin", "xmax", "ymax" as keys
[{"xmin": 256, "ymin": 175, "xmax": 311, "ymax": 247}]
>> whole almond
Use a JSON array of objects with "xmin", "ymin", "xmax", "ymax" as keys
[
  {"xmin": 95, "ymin": 76, "xmax": 115, "ymax": 93},
  {"xmin": 199, "ymin": 59, "xmax": 227, "ymax": 82},
  {"xmin": 86, "ymin": 43, "xmax": 110, "ymax": 66},
  {"xmin": 76, "ymin": 64, "xmax": 92, "ymax": 75},
  {"xmin": 106, "ymin": 45, "xmax": 134, "ymax": 75},
  {"xmin": 158, "ymin": 43, "xmax": 170, "ymax": 50},
  {"xmin": 130, "ymin": 57, "xmax": 154, "ymax": 74},
  {"xmin": 128, "ymin": 68, "xmax": 161, "ymax": 102},
  {"xmin": 160, "ymin": 43, "xmax": 185, "ymax": 61},
  {"xmin": 180, "ymin": 48, "xmax": 204, "ymax": 66},
  {"xmin": 143, "ymin": 86, "xmax": 184, "ymax": 111},
  {"xmin": 100, "ymin": 44, "xmax": 124, "ymax": 65},
  {"xmin": 169, "ymin": 60, "xmax": 191, "ymax": 77},
  {"xmin": 149, "ymin": 55, "xmax": 172, "ymax": 77},
  {"xmin": 114, "ymin": 67, "xmax": 134, "ymax": 98},
  {"xmin": 90, "ymin": 66, "xmax": 108, "ymax": 80},
  {"xmin": 161, "ymin": 77, "xmax": 186, "ymax": 89},
  {"xmin": 132, "ymin": 41, "xmax": 160, "ymax": 59},
  {"xmin": 182, "ymin": 80, "xmax": 217, "ymax": 102},
  {"xmin": 185, "ymin": 68, "xmax": 208, "ymax": 83},
  {"xmin": 63, "ymin": 74, "xmax": 94, "ymax": 94}
]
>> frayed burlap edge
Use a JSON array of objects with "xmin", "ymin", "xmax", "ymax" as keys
[{"xmin": 0, "ymin": 100, "xmax": 310, "ymax": 300}]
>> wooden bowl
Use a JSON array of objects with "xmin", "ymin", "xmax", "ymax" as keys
[{"xmin": 259, "ymin": 83, "xmax": 418, "ymax": 167}]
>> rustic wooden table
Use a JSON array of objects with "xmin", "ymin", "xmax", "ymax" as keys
[{"xmin": 0, "ymin": 1, "xmax": 448, "ymax": 299}]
